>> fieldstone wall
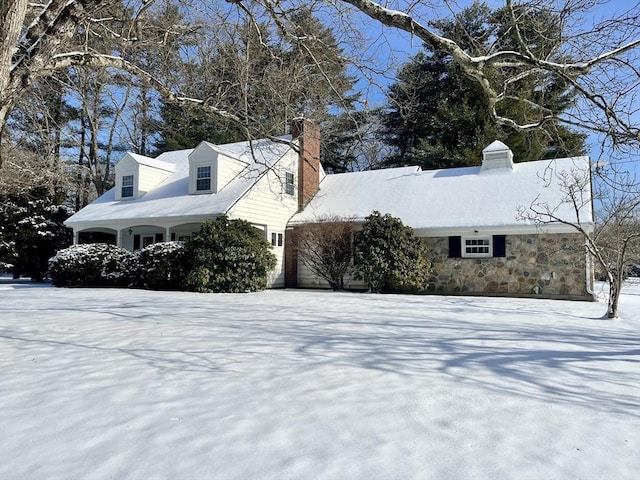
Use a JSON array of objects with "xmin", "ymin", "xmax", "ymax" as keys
[{"xmin": 422, "ymin": 233, "xmax": 593, "ymax": 300}]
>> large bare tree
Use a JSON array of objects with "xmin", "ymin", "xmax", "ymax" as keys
[{"xmin": 3, "ymin": 1, "xmax": 638, "ymax": 151}]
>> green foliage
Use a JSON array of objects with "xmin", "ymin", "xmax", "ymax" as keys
[
  {"xmin": 48, "ymin": 244, "xmax": 132, "ymax": 287},
  {"xmin": 185, "ymin": 216, "xmax": 276, "ymax": 293},
  {"xmin": 354, "ymin": 211, "xmax": 431, "ymax": 293},
  {"xmin": 0, "ymin": 186, "xmax": 73, "ymax": 281},
  {"xmin": 127, "ymin": 241, "xmax": 189, "ymax": 290},
  {"xmin": 383, "ymin": 1, "xmax": 586, "ymax": 169},
  {"xmin": 155, "ymin": 8, "xmax": 357, "ymax": 152}
]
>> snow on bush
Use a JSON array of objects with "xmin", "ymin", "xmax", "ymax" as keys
[
  {"xmin": 127, "ymin": 241, "xmax": 188, "ymax": 290},
  {"xmin": 48, "ymin": 244, "xmax": 132, "ymax": 287}
]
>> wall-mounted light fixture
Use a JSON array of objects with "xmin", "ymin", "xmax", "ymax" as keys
[{"xmin": 128, "ymin": 228, "xmax": 132, "ymax": 235}]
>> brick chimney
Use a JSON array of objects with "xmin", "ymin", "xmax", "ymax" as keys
[{"xmin": 291, "ymin": 118, "xmax": 321, "ymax": 210}]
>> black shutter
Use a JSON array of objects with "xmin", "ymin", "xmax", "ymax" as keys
[
  {"xmin": 448, "ymin": 236, "xmax": 461, "ymax": 258},
  {"xmin": 493, "ymin": 235, "xmax": 506, "ymax": 257},
  {"xmin": 171, "ymin": 233, "xmax": 176, "ymax": 241},
  {"xmin": 155, "ymin": 233, "xmax": 164, "ymax": 242},
  {"xmin": 133, "ymin": 234, "xmax": 140, "ymax": 250}
]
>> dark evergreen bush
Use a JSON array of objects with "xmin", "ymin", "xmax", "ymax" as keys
[
  {"xmin": 354, "ymin": 211, "xmax": 431, "ymax": 293},
  {"xmin": 185, "ymin": 216, "xmax": 277, "ymax": 292},
  {"xmin": 48, "ymin": 243, "xmax": 132, "ymax": 287},
  {"xmin": 127, "ymin": 241, "xmax": 189, "ymax": 290}
]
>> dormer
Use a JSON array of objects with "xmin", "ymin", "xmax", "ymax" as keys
[
  {"xmin": 481, "ymin": 140, "xmax": 514, "ymax": 171},
  {"xmin": 188, "ymin": 142, "xmax": 247, "ymax": 194},
  {"xmin": 115, "ymin": 153, "xmax": 175, "ymax": 200}
]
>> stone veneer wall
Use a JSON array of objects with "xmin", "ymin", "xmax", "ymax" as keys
[{"xmin": 423, "ymin": 233, "xmax": 593, "ymax": 299}]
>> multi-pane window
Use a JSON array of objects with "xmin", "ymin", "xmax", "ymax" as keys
[
  {"xmin": 271, "ymin": 232, "xmax": 284, "ymax": 247},
  {"xmin": 121, "ymin": 175, "xmax": 134, "ymax": 198},
  {"xmin": 285, "ymin": 171, "xmax": 295, "ymax": 196},
  {"xmin": 196, "ymin": 166, "xmax": 212, "ymax": 191},
  {"xmin": 463, "ymin": 237, "xmax": 492, "ymax": 257},
  {"xmin": 142, "ymin": 235, "xmax": 154, "ymax": 248}
]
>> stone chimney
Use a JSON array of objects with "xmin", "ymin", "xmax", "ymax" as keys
[
  {"xmin": 291, "ymin": 118, "xmax": 321, "ymax": 209},
  {"xmin": 481, "ymin": 140, "xmax": 514, "ymax": 171}
]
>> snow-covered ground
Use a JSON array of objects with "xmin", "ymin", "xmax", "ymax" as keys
[{"xmin": 1, "ymin": 280, "xmax": 639, "ymax": 480}]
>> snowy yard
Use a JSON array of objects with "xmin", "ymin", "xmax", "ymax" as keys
[{"xmin": 1, "ymin": 280, "xmax": 639, "ymax": 480}]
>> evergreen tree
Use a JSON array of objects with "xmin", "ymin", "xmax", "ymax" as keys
[
  {"xmin": 354, "ymin": 211, "xmax": 430, "ymax": 293},
  {"xmin": 155, "ymin": 8, "xmax": 357, "ymax": 152},
  {"xmin": 383, "ymin": 1, "xmax": 586, "ymax": 169}
]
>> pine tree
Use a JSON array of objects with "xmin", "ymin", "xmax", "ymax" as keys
[{"xmin": 383, "ymin": 1, "xmax": 586, "ymax": 169}]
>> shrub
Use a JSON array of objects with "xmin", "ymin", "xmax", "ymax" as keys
[
  {"xmin": 294, "ymin": 216, "xmax": 356, "ymax": 291},
  {"xmin": 354, "ymin": 211, "xmax": 431, "ymax": 293},
  {"xmin": 185, "ymin": 216, "xmax": 277, "ymax": 292},
  {"xmin": 127, "ymin": 241, "xmax": 189, "ymax": 290},
  {"xmin": 48, "ymin": 243, "xmax": 132, "ymax": 287}
]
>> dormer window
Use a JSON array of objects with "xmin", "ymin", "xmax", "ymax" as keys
[
  {"xmin": 121, "ymin": 175, "xmax": 134, "ymax": 198},
  {"xmin": 196, "ymin": 166, "xmax": 212, "ymax": 191}
]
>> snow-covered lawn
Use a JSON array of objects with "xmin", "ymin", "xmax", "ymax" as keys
[{"xmin": 1, "ymin": 281, "xmax": 639, "ymax": 480}]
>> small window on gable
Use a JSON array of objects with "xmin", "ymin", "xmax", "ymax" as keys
[
  {"xmin": 196, "ymin": 166, "xmax": 212, "ymax": 191},
  {"xmin": 277, "ymin": 233, "xmax": 283, "ymax": 247},
  {"xmin": 121, "ymin": 174, "xmax": 134, "ymax": 198},
  {"xmin": 462, "ymin": 237, "xmax": 492, "ymax": 258},
  {"xmin": 271, "ymin": 232, "xmax": 277, "ymax": 246},
  {"xmin": 285, "ymin": 171, "xmax": 295, "ymax": 196}
]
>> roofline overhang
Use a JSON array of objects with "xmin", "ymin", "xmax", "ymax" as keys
[
  {"xmin": 287, "ymin": 218, "xmax": 594, "ymax": 236},
  {"xmin": 65, "ymin": 213, "xmax": 224, "ymax": 231}
]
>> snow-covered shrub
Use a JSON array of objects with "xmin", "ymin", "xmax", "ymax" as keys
[
  {"xmin": 185, "ymin": 216, "xmax": 277, "ymax": 293},
  {"xmin": 127, "ymin": 241, "xmax": 189, "ymax": 290},
  {"xmin": 48, "ymin": 243, "xmax": 132, "ymax": 287}
]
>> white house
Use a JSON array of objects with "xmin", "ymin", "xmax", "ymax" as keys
[
  {"xmin": 65, "ymin": 119, "xmax": 323, "ymax": 288},
  {"xmin": 65, "ymin": 122, "xmax": 595, "ymax": 299}
]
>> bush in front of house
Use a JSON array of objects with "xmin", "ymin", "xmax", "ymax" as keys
[
  {"xmin": 185, "ymin": 216, "xmax": 277, "ymax": 293},
  {"xmin": 354, "ymin": 211, "xmax": 431, "ymax": 293},
  {"xmin": 127, "ymin": 241, "xmax": 189, "ymax": 290},
  {"xmin": 48, "ymin": 243, "xmax": 132, "ymax": 287}
]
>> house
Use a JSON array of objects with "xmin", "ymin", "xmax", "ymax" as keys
[
  {"xmin": 65, "ymin": 119, "xmax": 324, "ymax": 288},
  {"xmin": 65, "ymin": 121, "xmax": 595, "ymax": 299},
  {"xmin": 287, "ymin": 140, "xmax": 595, "ymax": 299}
]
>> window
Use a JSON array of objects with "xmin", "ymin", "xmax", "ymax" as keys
[
  {"xmin": 285, "ymin": 171, "xmax": 295, "ymax": 196},
  {"xmin": 271, "ymin": 232, "xmax": 284, "ymax": 247},
  {"xmin": 449, "ymin": 235, "xmax": 506, "ymax": 258},
  {"xmin": 121, "ymin": 175, "xmax": 134, "ymax": 198},
  {"xmin": 462, "ymin": 237, "xmax": 492, "ymax": 257},
  {"xmin": 196, "ymin": 166, "xmax": 211, "ymax": 191},
  {"xmin": 142, "ymin": 235, "xmax": 154, "ymax": 248}
]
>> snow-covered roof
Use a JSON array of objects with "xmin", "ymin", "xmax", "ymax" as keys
[
  {"xmin": 290, "ymin": 156, "xmax": 593, "ymax": 233},
  {"xmin": 126, "ymin": 153, "xmax": 176, "ymax": 172},
  {"xmin": 66, "ymin": 138, "xmax": 291, "ymax": 227}
]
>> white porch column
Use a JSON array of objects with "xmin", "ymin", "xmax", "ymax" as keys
[
  {"xmin": 165, "ymin": 226, "xmax": 171, "ymax": 242},
  {"xmin": 116, "ymin": 229, "xmax": 124, "ymax": 247},
  {"xmin": 73, "ymin": 230, "xmax": 79, "ymax": 245}
]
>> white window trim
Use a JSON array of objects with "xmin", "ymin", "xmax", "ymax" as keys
[
  {"xmin": 190, "ymin": 161, "xmax": 216, "ymax": 194},
  {"xmin": 462, "ymin": 236, "xmax": 493, "ymax": 258},
  {"xmin": 284, "ymin": 171, "xmax": 295, "ymax": 196},
  {"xmin": 196, "ymin": 165, "xmax": 212, "ymax": 192}
]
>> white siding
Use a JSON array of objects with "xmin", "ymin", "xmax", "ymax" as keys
[
  {"xmin": 138, "ymin": 164, "xmax": 172, "ymax": 196},
  {"xmin": 296, "ymin": 259, "xmax": 367, "ymax": 290},
  {"xmin": 114, "ymin": 155, "xmax": 138, "ymax": 201},
  {"xmin": 216, "ymin": 153, "xmax": 247, "ymax": 190},
  {"xmin": 227, "ymin": 151, "xmax": 298, "ymax": 287}
]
